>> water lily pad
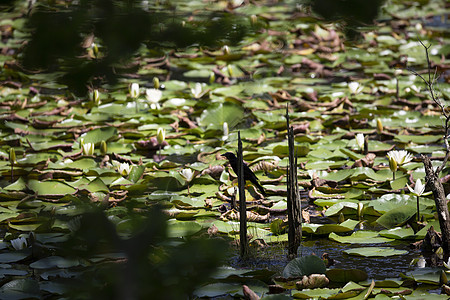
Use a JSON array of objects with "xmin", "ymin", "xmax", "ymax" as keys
[
  {"xmin": 325, "ymin": 202, "xmax": 359, "ymax": 217},
  {"xmin": 193, "ymin": 282, "xmax": 240, "ymax": 298},
  {"xmin": 282, "ymin": 255, "xmax": 326, "ymax": 279},
  {"xmin": 0, "ymin": 268, "xmax": 28, "ymax": 279},
  {"xmin": 329, "ymin": 231, "xmax": 394, "ymax": 244},
  {"xmin": 48, "ymin": 157, "xmax": 97, "ymax": 170},
  {"xmin": 167, "ymin": 220, "xmax": 203, "ymax": 237},
  {"xmin": 3, "ymin": 178, "xmax": 27, "ymax": 192},
  {"xmin": 376, "ymin": 205, "xmax": 417, "ymax": 228},
  {"xmin": 326, "ymin": 269, "xmax": 368, "ymax": 283},
  {"xmin": 0, "ymin": 278, "xmax": 41, "ymax": 300},
  {"xmin": 30, "ymin": 256, "xmax": 79, "ymax": 269},
  {"xmin": 292, "ymin": 288, "xmax": 344, "ymax": 299},
  {"xmin": 344, "ymin": 247, "xmax": 408, "ymax": 257},
  {"xmin": 0, "ymin": 250, "xmax": 31, "ymax": 263},
  {"xmin": 303, "ymin": 219, "xmax": 359, "ymax": 235},
  {"xmin": 79, "ymin": 126, "xmax": 117, "ymax": 145},
  {"xmin": 198, "ymin": 102, "xmax": 244, "ymax": 130},
  {"xmin": 379, "ymin": 227, "xmax": 416, "ymax": 240},
  {"xmin": 27, "ymin": 179, "xmax": 76, "ymax": 196}
]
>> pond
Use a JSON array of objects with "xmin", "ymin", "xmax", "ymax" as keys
[{"xmin": 0, "ymin": 0, "xmax": 449, "ymax": 299}]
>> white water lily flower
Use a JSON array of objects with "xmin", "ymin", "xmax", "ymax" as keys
[
  {"xmin": 93, "ymin": 89, "xmax": 100, "ymax": 104},
  {"xmin": 146, "ymin": 88, "xmax": 162, "ymax": 103},
  {"xmin": 407, "ymin": 179, "xmax": 432, "ymax": 197},
  {"xmin": 157, "ymin": 128, "xmax": 165, "ymax": 144},
  {"xmin": 11, "ymin": 237, "xmax": 27, "ymax": 250},
  {"xmin": 129, "ymin": 83, "xmax": 140, "ymax": 98},
  {"xmin": 348, "ymin": 82, "xmax": 363, "ymax": 94},
  {"xmin": 355, "ymin": 133, "xmax": 365, "ymax": 151},
  {"xmin": 417, "ymin": 256, "xmax": 426, "ymax": 268},
  {"xmin": 116, "ymin": 162, "xmax": 132, "ymax": 176},
  {"xmin": 82, "ymin": 143, "xmax": 95, "ymax": 156},
  {"xmin": 191, "ymin": 83, "xmax": 203, "ymax": 98},
  {"xmin": 180, "ymin": 168, "xmax": 194, "ymax": 182},
  {"xmin": 222, "ymin": 122, "xmax": 229, "ymax": 141},
  {"xmin": 387, "ymin": 150, "xmax": 413, "ymax": 168}
]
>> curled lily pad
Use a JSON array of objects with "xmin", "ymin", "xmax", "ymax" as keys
[{"xmin": 282, "ymin": 255, "xmax": 326, "ymax": 279}]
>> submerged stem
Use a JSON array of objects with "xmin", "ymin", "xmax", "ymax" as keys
[{"xmin": 417, "ymin": 195, "xmax": 420, "ymax": 222}]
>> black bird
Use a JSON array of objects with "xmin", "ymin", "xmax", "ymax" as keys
[{"xmin": 221, "ymin": 152, "xmax": 266, "ymax": 197}]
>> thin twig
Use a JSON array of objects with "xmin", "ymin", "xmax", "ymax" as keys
[{"xmin": 410, "ymin": 39, "xmax": 449, "ymax": 175}]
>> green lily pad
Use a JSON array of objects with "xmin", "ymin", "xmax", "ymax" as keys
[
  {"xmin": 376, "ymin": 205, "xmax": 417, "ymax": 228},
  {"xmin": 326, "ymin": 269, "xmax": 368, "ymax": 283},
  {"xmin": 198, "ymin": 102, "xmax": 244, "ymax": 130},
  {"xmin": 379, "ymin": 227, "xmax": 416, "ymax": 240},
  {"xmin": 303, "ymin": 219, "xmax": 359, "ymax": 235},
  {"xmin": 329, "ymin": 231, "xmax": 394, "ymax": 244},
  {"xmin": 166, "ymin": 220, "xmax": 203, "ymax": 237},
  {"xmin": 325, "ymin": 202, "xmax": 359, "ymax": 217},
  {"xmin": 344, "ymin": 247, "xmax": 408, "ymax": 257},
  {"xmin": 3, "ymin": 178, "xmax": 27, "ymax": 192},
  {"xmin": 79, "ymin": 127, "xmax": 118, "ymax": 145},
  {"xmin": 27, "ymin": 179, "xmax": 76, "ymax": 196},
  {"xmin": 292, "ymin": 288, "xmax": 344, "ymax": 299}
]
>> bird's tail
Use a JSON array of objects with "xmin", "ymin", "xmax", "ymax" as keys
[{"xmin": 254, "ymin": 181, "xmax": 266, "ymax": 197}]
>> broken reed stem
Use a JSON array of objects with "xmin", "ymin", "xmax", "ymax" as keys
[
  {"xmin": 237, "ymin": 131, "xmax": 248, "ymax": 260},
  {"xmin": 286, "ymin": 104, "xmax": 302, "ymax": 258}
]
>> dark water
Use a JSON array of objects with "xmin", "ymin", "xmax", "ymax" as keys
[{"xmin": 229, "ymin": 238, "xmax": 423, "ymax": 281}]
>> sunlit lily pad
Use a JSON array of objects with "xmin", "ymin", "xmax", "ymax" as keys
[
  {"xmin": 198, "ymin": 102, "xmax": 244, "ymax": 130},
  {"xmin": 344, "ymin": 247, "xmax": 408, "ymax": 257},
  {"xmin": 27, "ymin": 179, "xmax": 76, "ymax": 196},
  {"xmin": 166, "ymin": 220, "xmax": 203, "ymax": 237},
  {"xmin": 303, "ymin": 219, "xmax": 359, "ymax": 235},
  {"xmin": 376, "ymin": 205, "xmax": 416, "ymax": 229},
  {"xmin": 329, "ymin": 231, "xmax": 394, "ymax": 244},
  {"xmin": 379, "ymin": 227, "xmax": 416, "ymax": 240},
  {"xmin": 325, "ymin": 202, "xmax": 359, "ymax": 217},
  {"xmin": 79, "ymin": 126, "xmax": 118, "ymax": 144}
]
